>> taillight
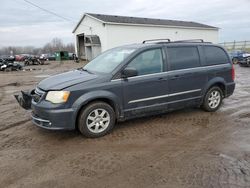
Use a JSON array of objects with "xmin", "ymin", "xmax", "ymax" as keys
[{"xmin": 232, "ymin": 65, "xmax": 235, "ymax": 80}]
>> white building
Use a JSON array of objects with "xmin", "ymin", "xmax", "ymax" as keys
[{"xmin": 73, "ymin": 13, "xmax": 219, "ymax": 60}]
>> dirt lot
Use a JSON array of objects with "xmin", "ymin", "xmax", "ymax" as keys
[{"xmin": 0, "ymin": 61, "xmax": 250, "ymax": 188}]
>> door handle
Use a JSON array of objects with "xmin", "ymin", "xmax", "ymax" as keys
[
  {"xmin": 170, "ymin": 75, "xmax": 180, "ymax": 80},
  {"xmin": 157, "ymin": 77, "xmax": 168, "ymax": 81},
  {"xmin": 170, "ymin": 73, "xmax": 194, "ymax": 80}
]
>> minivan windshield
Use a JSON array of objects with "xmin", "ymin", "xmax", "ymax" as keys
[{"xmin": 83, "ymin": 47, "xmax": 136, "ymax": 73}]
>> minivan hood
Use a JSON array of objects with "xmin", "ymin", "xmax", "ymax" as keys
[{"xmin": 37, "ymin": 70, "xmax": 98, "ymax": 91}]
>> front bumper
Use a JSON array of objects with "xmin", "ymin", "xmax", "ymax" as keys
[
  {"xmin": 31, "ymin": 103, "xmax": 75, "ymax": 130},
  {"xmin": 238, "ymin": 57, "xmax": 250, "ymax": 66},
  {"xmin": 15, "ymin": 89, "xmax": 76, "ymax": 130},
  {"xmin": 239, "ymin": 60, "xmax": 250, "ymax": 66},
  {"xmin": 31, "ymin": 113, "xmax": 54, "ymax": 130}
]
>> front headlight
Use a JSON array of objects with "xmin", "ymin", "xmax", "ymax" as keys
[{"xmin": 45, "ymin": 91, "xmax": 70, "ymax": 104}]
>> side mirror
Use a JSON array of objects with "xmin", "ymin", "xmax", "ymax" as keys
[{"xmin": 121, "ymin": 67, "xmax": 138, "ymax": 78}]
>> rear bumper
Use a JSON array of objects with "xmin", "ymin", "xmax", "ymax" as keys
[{"xmin": 225, "ymin": 82, "xmax": 235, "ymax": 97}]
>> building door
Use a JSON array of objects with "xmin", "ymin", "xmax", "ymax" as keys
[{"xmin": 77, "ymin": 34, "xmax": 85, "ymax": 59}]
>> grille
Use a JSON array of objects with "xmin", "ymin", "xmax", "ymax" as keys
[{"xmin": 33, "ymin": 87, "xmax": 45, "ymax": 103}]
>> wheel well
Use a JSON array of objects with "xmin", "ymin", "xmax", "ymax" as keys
[
  {"xmin": 210, "ymin": 83, "xmax": 226, "ymax": 97},
  {"xmin": 200, "ymin": 82, "xmax": 226, "ymax": 107},
  {"xmin": 75, "ymin": 98, "xmax": 118, "ymax": 129}
]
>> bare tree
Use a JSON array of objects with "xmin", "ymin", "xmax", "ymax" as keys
[
  {"xmin": 0, "ymin": 38, "xmax": 75, "ymax": 56},
  {"xmin": 51, "ymin": 38, "xmax": 64, "ymax": 51},
  {"xmin": 65, "ymin": 43, "xmax": 75, "ymax": 53}
]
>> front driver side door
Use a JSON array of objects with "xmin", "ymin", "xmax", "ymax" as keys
[{"xmin": 121, "ymin": 48, "xmax": 169, "ymax": 116}]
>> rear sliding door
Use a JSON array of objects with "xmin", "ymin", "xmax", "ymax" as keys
[{"xmin": 166, "ymin": 45, "xmax": 207, "ymax": 110}]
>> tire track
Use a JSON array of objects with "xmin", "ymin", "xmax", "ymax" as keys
[
  {"xmin": 0, "ymin": 87, "xmax": 6, "ymax": 103},
  {"xmin": 0, "ymin": 119, "xmax": 30, "ymax": 132}
]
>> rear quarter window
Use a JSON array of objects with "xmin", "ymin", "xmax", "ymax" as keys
[
  {"xmin": 203, "ymin": 46, "xmax": 229, "ymax": 65},
  {"xmin": 167, "ymin": 46, "xmax": 200, "ymax": 70}
]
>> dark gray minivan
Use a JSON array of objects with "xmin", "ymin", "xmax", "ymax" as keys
[{"xmin": 15, "ymin": 39, "xmax": 235, "ymax": 137}]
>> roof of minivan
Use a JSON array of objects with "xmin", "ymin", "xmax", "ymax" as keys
[{"xmin": 117, "ymin": 41, "xmax": 216, "ymax": 49}]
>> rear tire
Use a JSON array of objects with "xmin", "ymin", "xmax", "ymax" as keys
[
  {"xmin": 202, "ymin": 86, "xmax": 223, "ymax": 112},
  {"xmin": 78, "ymin": 102, "xmax": 115, "ymax": 138}
]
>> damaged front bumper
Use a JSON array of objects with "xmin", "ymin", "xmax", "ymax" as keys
[
  {"xmin": 14, "ymin": 87, "xmax": 45, "ymax": 110},
  {"xmin": 239, "ymin": 60, "xmax": 250, "ymax": 67},
  {"xmin": 14, "ymin": 90, "xmax": 34, "ymax": 110},
  {"xmin": 14, "ymin": 89, "xmax": 75, "ymax": 130}
]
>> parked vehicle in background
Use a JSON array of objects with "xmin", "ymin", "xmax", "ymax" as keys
[
  {"xmin": 24, "ymin": 55, "xmax": 44, "ymax": 66},
  {"xmin": 0, "ymin": 58, "xmax": 7, "ymax": 70},
  {"xmin": 47, "ymin": 54, "xmax": 56, "ymax": 61},
  {"xmin": 0, "ymin": 55, "xmax": 15, "ymax": 62},
  {"xmin": 40, "ymin": 54, "xmax": 49, "ymax": 61},
  {"xmin": 238, "ymin": 56, "xmax": 250, "ymax": 67},
  {"xmin": 0, "ymin": 58, "xmax": 22, "ymax": 71},
  {"xmin": 228, "ymin": 50, "xmax": 250, "ymax": 64},
  {"xmin": 15, "ymin": 54, "xmax": 30, "ymax": 61},
  {"xmin": 15, "ymin": 39, "xmax": 235, "ymax": 138},
  {"xmin": 39, "ymin": 54, "xmax": 55, "ymax": 61}
]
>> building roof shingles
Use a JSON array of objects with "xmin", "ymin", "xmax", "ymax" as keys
[{"xmin": 86, "ymin": 13, "xmax": 217, "ymax": 29}]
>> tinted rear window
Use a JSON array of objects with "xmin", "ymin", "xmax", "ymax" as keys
[
  {"xmin": 204, "ymin": 46, "xmax": 229, "ymax": 65},
  {"xmin": 167, "ymin": 46, "xmax": 200, "ymax": 70}
]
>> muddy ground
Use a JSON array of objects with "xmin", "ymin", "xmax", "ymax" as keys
[{"xmin": 0, "ymin": 61, "xmax": 250, "ymax": 188}]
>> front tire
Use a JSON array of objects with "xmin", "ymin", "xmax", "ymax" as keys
[
  {"xmin": 202, "ymin": 86, "xmax": 223, "ymax": 112},
  {"xmin": 78, "ymin": 102, "xmax": 115, "ymax": 138}
]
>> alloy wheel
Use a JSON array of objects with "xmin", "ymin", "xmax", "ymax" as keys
[
  {"xmin": 86, "ymin": 108, "xmax": 110, "ymax": 133},
  {"xmin": 208, "ymin": 90, "xmax": 221, "ymax": 109}
]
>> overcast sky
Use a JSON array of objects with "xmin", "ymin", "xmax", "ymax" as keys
[{"xmin": 1, "ymin": 0, "xmax": 250, "ymax": 47}]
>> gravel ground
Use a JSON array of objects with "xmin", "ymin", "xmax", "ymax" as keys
[{"xmin": 0, "ymin": 61, "xmax": 250, "ymax": 188}]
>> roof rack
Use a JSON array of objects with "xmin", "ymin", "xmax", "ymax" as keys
[
  {"xmin": 142, "ymin": 39, "xmax": 212, "ymax": 44},
  {"xmin": 142, "ymin": 39, "xmax": 170, "ymax": 44},
  {"xmin": 173, "ymin": 39, "xmax": 204, "ymax": 43}
]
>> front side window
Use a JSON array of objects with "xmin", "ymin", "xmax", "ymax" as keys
[
  {"xmin": 84, "ymin": 47, "xmax": 136, "ymax": 73},
  {"xmin": 167, "ymin": 46, "xmax": 200, "ymax": 71},
  {"xmin": 126, "ymin": 49, "xmax": 163, "ymax": 76},
  {"xmin": 203, "ymin": 46, "xmax": 229, "ymax": 65}
]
